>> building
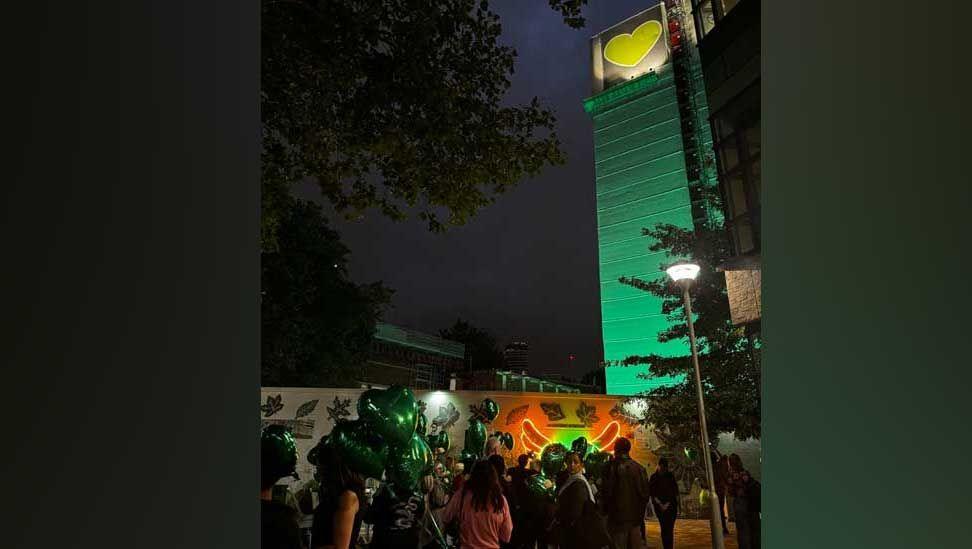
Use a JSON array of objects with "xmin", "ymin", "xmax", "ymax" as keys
[
  {"xmin": 693, "ymin": 0, "xmax": 761, "ymax": 330},
  {"xmin": 358, "ymin": 323, "xmax": 465, "ymax": 390},
  {"xmin": 458, "ymin": 369, "xmax": 582, "ymax": 394},
  {"xmin": 585, "ymin": 1, "xmax": 720, "ymax": 395},
  {"xmin": 503, "ymin": 340, "xmax": 529, "ymax": 371}
]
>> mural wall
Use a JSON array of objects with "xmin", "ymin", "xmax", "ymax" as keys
[{"xmin": 261, "ymin": 387, "xmax": 760, "ymax": 517}]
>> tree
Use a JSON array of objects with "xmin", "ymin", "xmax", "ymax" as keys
[
  {"xmin": 615, "ymin": 219, "xmax": 762, "ymax": 444},
  {"xmin": 262, "ymin": 197, "xmax": 392, "ymax": 387},
  {"xmin": 260, "ymin": 0, "xmax": 589, "ymax": 250},
  {"xmin": 580, "ymin": 367, "xmax": 605, "ymax": 392},
  {"xmin": 439, "ymin": 318, "xmax": 505, "ymax": 371}
]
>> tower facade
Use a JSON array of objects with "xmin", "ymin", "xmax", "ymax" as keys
[{"xmin": 586, "ymin": 1, "xmax": 719, "ymax": 395}]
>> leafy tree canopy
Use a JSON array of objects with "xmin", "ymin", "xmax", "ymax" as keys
[
  {"xmin": 617, "ymin": 220, "xmax": 761, "ymax": 442},
  {"xmin": 261, "ymin": 0, "xmax": 588, "ymax": 250},
  {"xmin": 439, "ymin": 318, "xmax": 505, "ymax": 371},
  {"xmin": 262, "ymin": 197, "xmax": 392, "ymax": 387}
]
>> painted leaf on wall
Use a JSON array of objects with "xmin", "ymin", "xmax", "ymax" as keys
[
  {"xmin": 540, "ymin": 402, "xmax": 566, "ymax": 421},
  {"xmin": 576, "ymin": 401, "xmax": 599, "ymax": 427},
  {"xmin": 295, "ymin": 399, "xmax": 319, "ymax": 418},
  {"xmin": 261, "ymin": 394, "xmax": 284, "ymax": 418},
  {"xmin": 505, "ymin": 404, "xmax": 530, "ymax": 426}
]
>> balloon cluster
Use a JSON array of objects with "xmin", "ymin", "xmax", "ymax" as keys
[
  {"xmin": 313, "ymin": 386, "xmax": 433, "ymax": 493},
  {"xmin": 459, "ymin": 398, "xmax": 500, "ymax": 471}
]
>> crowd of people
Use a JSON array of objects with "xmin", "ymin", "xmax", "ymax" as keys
[{"xmin": 262, "ymin": 426, "xmax": 761, "ymax": 549}]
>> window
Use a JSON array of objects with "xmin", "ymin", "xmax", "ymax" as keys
[{"xmin": 712, "ymin": 93, "xmax": 760, "ymax": 255}]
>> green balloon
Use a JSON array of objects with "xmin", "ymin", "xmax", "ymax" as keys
[
  {"xmin": 357, "ymin": 385, "xmax": 418, "ymax": 447},
  {"xmin": 481, "ymin": 398, "xmax": 500, "ymax": 422},
  {"xmin": 684, "ymin": 447, "xmax": 698, "ymax": 461},
  {"xmin": 526, "ymin": 473, "xmax": 554, "ymax": 500},
  {"xmin": 540, "ymin": 443, "xmax": 568, "ymax": 478},
  {"xmin": 500, "ymin": 432, "xmax": 514, "ymax": 451},
  {"xmin": 583, "ymin": 451, "xmax": 611, "ymax": 481},
  {"xmin": 262, "ymin": 424, "xmax": 299, "ymax": 481},
  {"xmin": 428, "ymin": 431, "xmax": 451, "ymax": 454},
  {"xmin": 571, "ymin": 436, "xmax": 589, "ymax": 458},
  {"xmin": 464, "ymin": 419, "xmax": 488, "ymax": 457},
  {"xmin": 328, "ymin": 420, "xmax": 388, "ymax": 480},
  {"xmin": 459, "ymin": 449, "xmax": 477, "ymax": 473},
  {"xmin": 416, "ymin": 411, "xmax": 429, "ymax": 439},
  {"xmin": 386, "ymin": 433, "xmax": 434, "ymax": 490}
]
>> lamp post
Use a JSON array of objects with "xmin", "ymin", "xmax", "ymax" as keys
[{"xmin": 666, "ymin": 261, "xmax": 725, "ymax": 549}]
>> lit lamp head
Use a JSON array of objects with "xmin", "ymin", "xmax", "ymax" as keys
[{"xmin": 666, "ymin": 261, "xmax": 701, "ymax": 290}]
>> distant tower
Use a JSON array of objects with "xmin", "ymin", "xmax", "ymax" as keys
[{"xmin": 503, "ymin": 341, "xmax": 529, "ymax": 372}]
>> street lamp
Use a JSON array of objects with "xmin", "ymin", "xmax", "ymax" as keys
[{"xmin": 666, "ymin": 260, "xmax": 725, "ymax": 549}]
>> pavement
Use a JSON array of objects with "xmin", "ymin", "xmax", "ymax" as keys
[{"xmin": 643, "ymin": 519, "xmax": 739, "ymax": 549}]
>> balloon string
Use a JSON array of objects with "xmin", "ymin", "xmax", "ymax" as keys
[{"xmin": 425, "ymin": 493, "xmax": 448, "ymax": 549}]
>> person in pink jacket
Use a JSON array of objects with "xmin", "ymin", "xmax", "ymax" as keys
[{"xmin": 442, "ymin": 460, "xmax": 513, "ymax": 549}]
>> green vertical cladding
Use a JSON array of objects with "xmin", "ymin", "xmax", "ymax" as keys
[{"xmin": 587, "ymin": 68, "xmax": 693, "ymax": 396}]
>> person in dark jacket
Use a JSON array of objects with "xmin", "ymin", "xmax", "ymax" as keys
[
  {"xmin": 261, "ymin": 425, "xmax": 305, "ymax": 549},
  {"xmin": 728, "ymin": 454, "xmax": 760, "ymax": 549},
  {"xmin": 648, "ymin": 458, "xmax": 680, "ymax": 549},
  {"xmin": 600, "ymin": 437, "xmax": 649, "ymax": 549},
  {"xmin": 311, "ymin": 442, "xmax": 365, "ymax": 549},
  {"xmin": 507, "ymin": 454, "xmax": 539, "ymax": 549},
  {"xmin": 556, "ymin": 452, "xmax": 609, "ymax": 549}
]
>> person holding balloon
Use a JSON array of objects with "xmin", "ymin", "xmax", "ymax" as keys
[
  {"xmin": 261, "ymin": 425, "xmax": 305, "ymax": 549},
  {"xmin": 310, "ymin": 442, "xmax": 366, "ymax": 549}
]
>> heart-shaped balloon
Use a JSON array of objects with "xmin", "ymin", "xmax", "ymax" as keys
[
  {"xmin": 499, "ymin": 432, "xmax": 514, "ymax": 451},
  {"xmin": 386, "ymin": 433, "xmax": 433, "ymax": 491},
  {"xmin": 526, "ymin": 473, "xmax": 554, "ymax": 501},
  {"xmin": 481, "ymin": 398, "xmax": 500, "ymax": 422},
  {"xmin": 464, "ymin": 418, "xmax": 487, "ymax": 457},
  {"xmin": 327, "ymin": 420, "xmax": 388, "ymax": 480},
  {"xmin": 571, "ymin": 436, "xmax": 589, "ymax": 458},
  {"xmin": 540, "ymin": 443, "xmax": 568, "ymax": 478},
  {"xmin": 427, "ymin": 431, "xmax": 451, "ymax": 454},
  {"xmin": 459, "ymin": 449, "xmax": 477, "ymax": 473},
  {"xmin": 416, "ymin": 411, "xmax": 429, "ymax": 439},
  {"xmin": 357, "ymin": 385, "xmax": 418, "ymax": 447},
  {"xmin": 583, "ymin": 450, "xmax": 611, "ymax": 481},
  {"xmin": 684, "ymin": 447, "xmax": 698, "ymax": 461}
]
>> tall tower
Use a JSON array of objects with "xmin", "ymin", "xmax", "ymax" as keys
[{"xmin": 586, "ymin": 1, "xmax": 719, "ymax": 395}]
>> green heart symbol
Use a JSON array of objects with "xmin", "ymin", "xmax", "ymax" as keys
[{"xmin": 603, "ymin": 20, "xmax": 663, "ymax": 67}]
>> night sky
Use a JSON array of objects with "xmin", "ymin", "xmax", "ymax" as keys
[{"xmin": 298, "ymin": 1, "xmax": 657, "ymax": 380}]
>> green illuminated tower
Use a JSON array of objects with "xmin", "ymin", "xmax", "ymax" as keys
[{"xmin": 586, "ymin": 2, "xmax": 719, "ymax": 395}]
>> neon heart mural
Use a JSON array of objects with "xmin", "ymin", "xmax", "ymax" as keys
[{"xmin": 519, "ymin": 418, "xmax": 622, "ymax": 454}]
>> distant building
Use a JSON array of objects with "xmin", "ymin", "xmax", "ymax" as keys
[
  {"xmin": 503, "ymin": 341, "xmax": 529, "ymax": 371},
  {"xmin": 358, "ymin": 323, "xmax": 465, "ymax": 390},
  {"xmin": 458, "ymin": 369, "xmax": 581, "ymax": 394}
]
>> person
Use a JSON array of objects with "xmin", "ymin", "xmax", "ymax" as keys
[
  {"xmin": 507, "ymin": 454, "xmax": 540, "ymax": 549},
  {"xmin": 600, "ymin": 437, "xmax": 649, "ymax": 549},
  {"xmin": 728, "ymin": 454, "xmax": 761, "ymax": 549},
  {"xmin": 485, "ymin": 436, "xmax": 503, "ymax": 458},
  {"xmin": 555, "ymin": 452, "xmax": 610, "ymax": 549},
  {"xmin": 442, "ymin": 460, "xmax": 514, "ymax": 549},
  {"xmin": 262, "ymin": 425, "xmax": 305, "ymax": 549},
  {"xmin": 714, "ymin": 453, "xmax": 730, "ymax": 536},
  {"xmin": 648, "ymin": 458, "xmax": 680, "ymax": 549},
  {"xmin": 366, "ymin": 482, "xmax": 426, "ymax": 549},
  {"xmin": 311, "ymin": 443, "xmax": 365, "ymax": 549}
]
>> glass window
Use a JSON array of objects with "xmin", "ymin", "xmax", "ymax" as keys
[
  {"xmin": 728, "ymin": 174, "xmax": 749, "ymax": 218},
  {"xmin": 721, "ymin": 0, "xmax": 740, "ymax": 16},
  {"xmin": 746, "ymin": 120, "xmax": 760, "ymax": 156},
  {"xmin": 697, "ymin": 1, "xmax": 716, "ymax": 37},
  {"xmin": 733, "ymin": 218, "xmax": 755, "ymax": 254},
  {"xmin": 720, "ymin": 139, "xmax": 740, "ymax": 172}
]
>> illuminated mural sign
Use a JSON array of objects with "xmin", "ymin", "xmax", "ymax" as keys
[{"xmin": 590, "ymin": 4, "xmax": 670, "ymax": 93}]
